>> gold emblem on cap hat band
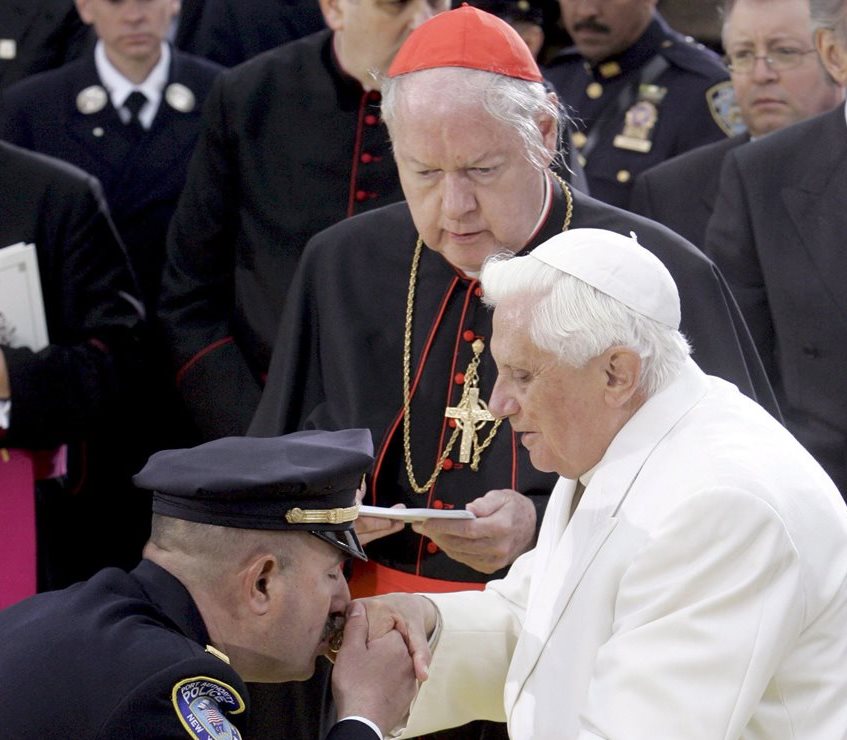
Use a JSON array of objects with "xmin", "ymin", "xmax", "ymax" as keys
[{"xmin": 285, "ymin": 505, "xmax": 360, "ymax": 525}]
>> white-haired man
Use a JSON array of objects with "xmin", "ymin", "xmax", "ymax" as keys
[
  {"xmin": 249, "ymin": 7, "xmax": 777, "ymax": 738},
  {"xmin": 363, "ymin": 227, "xmax": 847, "ymax": 740}
]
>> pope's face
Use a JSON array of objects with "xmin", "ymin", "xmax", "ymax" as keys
[
  {"xmin": 559, "ymin": 0, "xmax": 657, "ymax": 63},
  {"xmin": 724, "ymin": 0, "xmax": 843, "ymax": 137},
  {"xmin": 389, "ymin": 72, "xmax": 555, "ymax": 275},
  {"xmin": 76, "ymin": 0, "xmax": 178, "ymax": 70},
  {"xmin": 487, "ymin": 297, "xmax": 614, "ymax": 479}
]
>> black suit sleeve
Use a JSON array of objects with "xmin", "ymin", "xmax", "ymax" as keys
[
  {"xmin": 704, "ymin": 150, "xmax": 776, "ymax": 382},
  {"xmin": 1, "ymin": 152, "xmax": 144, "ymax": 448},
  {"xmin": 158, "ymin": 76, "xmax": 263, "ymax": 439},
  {"xmin": 325, "ymin": 718, "xmax": 381, "ymax": 740}
]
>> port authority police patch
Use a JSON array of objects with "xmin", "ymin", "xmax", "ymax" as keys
[{"xmin": 171, "ymin": 676, "xmax": 245, "ymax": 739}]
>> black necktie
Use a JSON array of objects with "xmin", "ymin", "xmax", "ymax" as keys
[{"xmin": 123, "ymin": 90, "xmax": 148, "ymax": 136}]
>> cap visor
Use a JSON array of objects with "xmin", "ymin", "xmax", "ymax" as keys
[{"xmin": 311, "ymin": 529, "xmax": 367, "ymax": 561}]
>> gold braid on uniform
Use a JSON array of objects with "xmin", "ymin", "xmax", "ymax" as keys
[{"xmin": 402, "ymin": 173, "xmax": 574, "ymax": 494}]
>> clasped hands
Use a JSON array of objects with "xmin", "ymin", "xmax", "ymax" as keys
[{"xmin": 330, "ymin": 594, "xmax": 436, "ymax": 735}]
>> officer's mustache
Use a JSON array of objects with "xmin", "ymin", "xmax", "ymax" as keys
[{"xmin": 573, "ymin": 18, "xmax": 611, "ymax": 34}]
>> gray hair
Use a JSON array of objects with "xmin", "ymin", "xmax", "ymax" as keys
[
  {"xmin": 810, "ymin": 0, "xmax": 847, "ymax": 35},
  {"xmin": 381, "ymin": 67, "xmax": 565, "ymax": 171},
  {"xmin": 150, "ymin": 514, "xmax": 294, "ymax": 582},
  {"xmin": 480, "ymin": 253, "xmax": 691, "ymax": 396}
]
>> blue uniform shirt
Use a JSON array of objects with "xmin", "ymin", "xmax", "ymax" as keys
[{"xmin": 544, "ymin": 13, "xmax": 743, "ymax": 208}]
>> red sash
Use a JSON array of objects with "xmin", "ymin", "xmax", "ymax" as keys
[
  {"xmin": 0, "ymin": 446, "xmax": 66, "ymax": 609},
  {"xmin": 349, "ymin": 559, "xmax": 485, "ymax": 599}
]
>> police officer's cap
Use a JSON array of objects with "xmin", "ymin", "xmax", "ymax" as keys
[{"xmin": 133, "ymin": 429, "xmax": 373, "ymax": 560}]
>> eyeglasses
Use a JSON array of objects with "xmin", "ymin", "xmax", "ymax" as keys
[{"xmin": 724, "ymin": 47, "xmax": 817, "ymax": 74}]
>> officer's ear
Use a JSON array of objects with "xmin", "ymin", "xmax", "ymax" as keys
[{"xmin": 244, "ymin": 553, "xmax": 281, "ymax": 615}]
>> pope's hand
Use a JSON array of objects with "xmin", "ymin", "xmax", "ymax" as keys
[
  {"xmin": 356, "ymin": 593, "xmax": 435, "ymax": 682},
  {"xmin": 411, "ymin": 488, "xmax": 536, "ymax": 573}
]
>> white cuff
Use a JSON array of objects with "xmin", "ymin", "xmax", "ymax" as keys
[{"xmin": 0, "ymin": 399, "xmax": 10, "ymax": 429}]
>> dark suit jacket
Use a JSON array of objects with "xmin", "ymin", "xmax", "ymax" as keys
[
  {"xmin": 0, "ymin": 47, "xmax": 222, "ymax": 309},
  {"xmin": 0, "ymin": 0, "xmax": 92, "ymax": 90},
  {"xmin": 0, "ymin": 141, "xmax": 148, "ymax": 588},
  {"xmin": 174, "ymin": 0, "xmax": 325, "ymax": 67},
  {"xmin": 159, "ymin": 30, "xmax": 405, "ymax": 440},
  {"xmin": 705, "ymin": 107, "xmax": 847, "ymax": 496},
  {"xmin": 630, "ymin": 134, "xmax": 749, "ymax": 248}
]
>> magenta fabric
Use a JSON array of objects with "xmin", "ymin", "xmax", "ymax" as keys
[{"xmin": 0, "ymin": 446, "xmax": 67, "ymax": 609}]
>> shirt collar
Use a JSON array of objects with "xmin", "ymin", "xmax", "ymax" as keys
[{"xmin": 94, "ymin": 40, "xmax": 170, "ymax": 128}]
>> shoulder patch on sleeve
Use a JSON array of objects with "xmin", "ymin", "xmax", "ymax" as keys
[
  {"xmin": 171, "ymin": 676, "xmax": 246, "ymax": 739},
  {"xmin": 706, "ymin": 81, "xmax": 747, "ymax": 137}
]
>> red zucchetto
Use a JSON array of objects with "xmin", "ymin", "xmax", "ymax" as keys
[{"xmin": 387, "ymin": 4, "xmax": 543, "ymax": 82}]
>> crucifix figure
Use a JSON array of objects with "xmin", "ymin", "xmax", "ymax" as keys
[{"xmin": 444, "ymin": 386, "xmax": 497, "ymax": 463}]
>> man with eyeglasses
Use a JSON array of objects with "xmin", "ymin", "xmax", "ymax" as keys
[
  {"xmin": 704, "ymin": 0, "xmax": 847, "ymax": 501},
  {"xmin": 631, "ymin": 0, "xmax": 844, "ymax": 247}
]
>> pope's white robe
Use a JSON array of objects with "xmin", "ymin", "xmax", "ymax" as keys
[{"xmin": 401, "ymin": 359, "xmax": 847, "ymax": 740}]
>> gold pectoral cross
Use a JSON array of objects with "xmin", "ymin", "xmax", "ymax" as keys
[{"xmin": 445, "ymin": 386, "xmax": 497, "ymax": 463}]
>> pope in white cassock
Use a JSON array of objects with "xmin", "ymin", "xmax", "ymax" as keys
[{"xmin": 363, "ymin": 228, "xmax": 847, "ymax": 740}]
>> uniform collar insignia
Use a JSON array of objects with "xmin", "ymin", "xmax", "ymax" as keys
[{"xmin": 76, "ymin": 85, "xmax": 108, "ymax": 115}]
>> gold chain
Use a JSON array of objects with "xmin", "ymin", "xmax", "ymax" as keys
[
  {"xmin": 401, "ymin": 174, "xmax": 573, "ymax": 494},
  {"xmin": 551, "ymin": 172, "xmax": 574, "ymax": 232}
]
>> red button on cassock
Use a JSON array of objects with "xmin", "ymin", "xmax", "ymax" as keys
[
  {"xmin": 360, "ymin": 152, "xmax": 373, "ymax": 163},
  {"xmin": 463, "ymin": 329, "xmax": 476, "ymax": 342},
  {"xmin": 364, "ymin": 114, "xmax": 379, "ymax": 125},
  {"xmin": 426, "ymin": 542, "xmax": 439, "ymax": 554},
  {"xmin": 454, "ymin": 372, "xmax": 465, "ymax": 385},
  {"xmin": 442, "ymin": 458, "xmax": 454, "ymax": 471}
]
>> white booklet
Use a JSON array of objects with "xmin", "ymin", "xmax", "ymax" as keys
[
  {"xmin": 358, "ymin": 504, "xmax": 476, "ymax": 523},
  {"xmin": 0, "ymin": 242, "xmax": 49, "ymax": 351}
]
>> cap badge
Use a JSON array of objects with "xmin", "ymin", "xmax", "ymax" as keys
[
  {"xmin": 285, "ymin": 505, "xmax": 360, "ymax": 525},
  {"xmin": 613, "ymin": 84, "xmax": 667, "ymax": 154}
]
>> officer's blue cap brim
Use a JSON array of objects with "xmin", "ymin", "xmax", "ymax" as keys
[{"xmin": 133, "ymin": 429, "xmax": 374, "ymax": 561}]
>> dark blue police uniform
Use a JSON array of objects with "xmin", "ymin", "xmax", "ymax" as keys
[
  {"xmin": 544, "ymin": 13, "xmax": 741, "ymax": 208},
  {"xmin": 0, "ymin": 560, "xmax": 251, "ymax": 738},
  {"xmin": 0, "ymin": 47, "xmax": 222, "ymax": 309},
  {"xmin": 0, "ymin": 430, "xmax": 380, "ymax": 740}
]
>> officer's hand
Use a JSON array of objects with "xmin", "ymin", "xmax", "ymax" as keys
[
  {"xmin": 332, "ymin": 601, "xmax": 419, "ymax": 736},
  {"xmin": 411, "ymin": 488, "xmax": 536, "ymax": 573}
]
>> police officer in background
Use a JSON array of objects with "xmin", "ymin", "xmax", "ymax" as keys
[
  {"xmin": 545, "ymin": 0, "xmax": 740, "ymax": 208},
  {"xmin": 0, "ymin": 429, "xmax": 418, "ymax": 739},
  {"xmin": 1, "ymin": 0, "xmax": 222, "ymax": 311}
]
